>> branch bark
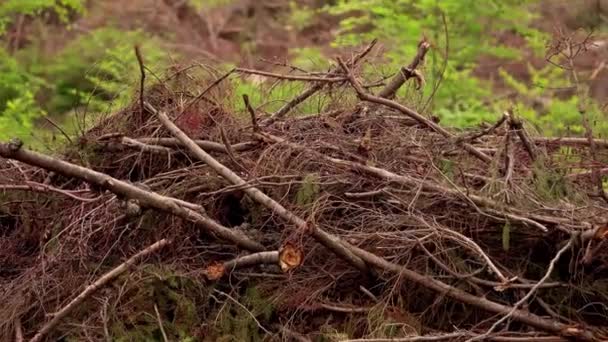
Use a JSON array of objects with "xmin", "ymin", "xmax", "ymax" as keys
[{"xmin": 0, "ymin": 141, "xmax": 264, "ymax": 252}]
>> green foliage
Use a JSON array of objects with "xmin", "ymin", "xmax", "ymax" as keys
[
  {"xmin": 323, "ymin": 0, "xmax": 546, "ymax": 126},
  {"xmin": 0, "ymin": 27, "xmax": 168, "ymax": 146},
  {"xmin": 212, "ymin": 286, "xmax": 273, "ymax": 342},
  {"xmin": 41, "ymin": 27, "xmax": 168, "ymax": 115},
  {"xmin": 189, "ymin": 0, "xmax": 234, "ymax": 11},
  {"xmin": 0, "ymin": 48, "xmax": 45, "ymax": 140},
  {"xmin": 0, "ymin": 0, "xmax": 85, "ymax": 35},
  {"xmin": 530, "ymin": 157, "xmax": 570, "ymax": 201},
  {"xmin": 287, "ymin": 1, "xmax": 316, "ymax": 31},
  {"xmin": 320, "ymin": 0, "xmax": 608, "ymax": 136},
  {"xmin": 108, "ymin": 267, "xmax": 205, "ymax": 342},
  {"xmin": 295, "ymin": 173, "xmax": 321, "ymax": 206}
]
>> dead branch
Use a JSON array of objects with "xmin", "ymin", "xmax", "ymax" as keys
[
  {"xmin": 147, "ymin": 103, "xmax": 368, "ymax": 272},
  {"xmin": 336, "ymin": 57, "xmax": 492, "ymax": 163},
  {"xmin": 456, "ymin": 113, "xmax": 508, "ymax": 143},
  {"xmin": 0, "ymin": 182, "xmax": 100, "ymax": 202},
  {"xmin": 342, "ymin": 333, "xmax": 470, "ymax": 342},
  {"xmin": 265, "ymin": 39, "xmax": 378, "ymax": 124},
  {"xmin": 242, "ymin": 94, "xmax": 259, "ymax": 132},
  {"xmin": 532, "ymin": 136, "xmax": 608, "ymax": 148},
  {"xmin": 135, "ymin": 137, "xmax": 258, "ymax": 152},
  {"xmin": 378, "ymin": 38, "xmax": 431, "ymax": 99},
  {"xmin": 508, "ymin": 114, "xmax": 539, "ymax": 161},
  {"xmin": 0, "ymin": 140, "xmax": 264, "ymax": 252},
  {"xmin": 134, "ymin": 45, "xmax": 146, "ymax": 118},
  {"xmin": 29, "ymin": 239, "xmax": 171, "ymax": 342},
  {"xmin": 235, "ymin": 67, "xmax": 347, "ymax": 82}
]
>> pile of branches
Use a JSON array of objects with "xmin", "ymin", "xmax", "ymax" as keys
[{"xmin": 1, "ymin": 40, "xmax": 608, "ymax": 342}]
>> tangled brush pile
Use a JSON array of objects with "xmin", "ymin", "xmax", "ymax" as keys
[{"xmin": 1, "ymin": 40, "xmax": 607, "ymax": 341}]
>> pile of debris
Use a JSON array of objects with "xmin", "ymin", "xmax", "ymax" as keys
[{"xmin": 1, "ymin": 40, "xmax": 607, "ymax": 341}]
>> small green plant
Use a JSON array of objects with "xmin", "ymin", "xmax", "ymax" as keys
[{"xmin": 295, "ymin": 173, "xmax": 321, "ymax": 206}]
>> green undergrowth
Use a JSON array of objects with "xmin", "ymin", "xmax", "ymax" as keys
[
  {"xmin": 1, "ymin": 25, "xmax": 169, "ymax": 149},
  {"xmin": 103, "ymin": 265, "xmax": 206, "ymax": 342}
]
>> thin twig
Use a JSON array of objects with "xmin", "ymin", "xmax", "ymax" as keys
[
  {"xmin": 242, "ymin": 94, "xmax": 259, "ymax": 132},
  {"xmin": 265, "ymin": 39, "xmax": 378, "ymax": 124},
  {"xmin": 154, "ymin": 304, "xmax": 169, "ymax": 342},
  {"xmin": 134, "ymin": 45, "xmax": 146, "ymax": 118},
  {"xmin": 30, "ymin": 239, "xmax": 171, "ymax": 342},
  {"xmin": 467, "ymin": 236, "xmax": 576, "ymax": 342}
]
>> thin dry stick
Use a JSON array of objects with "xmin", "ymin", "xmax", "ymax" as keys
[
  {"xmin": 134, "ymin": 45, "xmax": 146, "ymax": 118},
  {"xmin": 466, "ymin": 237, "xmax": 576, "ymax": 342},
  {"xmin": 135, "ymin": 137, "xmax": 258, "ymax": 153},
  {"xmin": 265, "ymin": 39, "xmax": 378, "ymax": 124},
  {"xmin": 456, "ymin": 113, "xmax": 507, "ymax": 143},
  {"xmin": 29, "ymin": 239, "xmax": 171, "ymax": 342},
  {"xmin": 509, "ymin": 115, "xmax": 538, "ymax": 161},
  {"xmin": 147, "ymin": 103, "xmax": 368, "ymax": 272},
  {"xmin": 154, "ymin": 304, "xmax": 169, "ymax": 342},
  {"xmin": 342, "ymin": 332, "xmax": 470, "ymax": 342},
  {"xmin": 0, "ymin": 182, "xmax": 100, "ymax": 202},
  {"xmin": 235, "ymin": 67, "xmax": 347, "ymax": 82},
  {"xmin": 14, "ymin": 319, "xmax": 23, "ymax": 342},
  {"xmin": 0, "ymin": 141, "xmax": 263, "ymax": 251},
  {"xmin": 532, "ymin": 136, "xmax": 608, "ymax": 148},
  {"xmin": 242, "ymin": 94, "xmax": 259, "ymax": 132},
  {"xmin": 336, "ymin": 57, "xmax": 492, "ymax": 163}
]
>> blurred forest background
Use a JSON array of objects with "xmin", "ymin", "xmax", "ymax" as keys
[{"xmin": 0, "ymin": 0, "xmax": 607, "ymax": 148}]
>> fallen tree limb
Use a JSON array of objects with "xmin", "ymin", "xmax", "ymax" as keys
[
  {"xmin": 205, "ymin": 244, "xmax": 303, "ymax": 280},
  {"xmin": 0, "ymin": 140, "xmax": 264, "ymax": 252},
  {"xmin": 147, "ymin": 103, "xmax": 368, "ymax": 272},
  {"xmin": 29, "ymin": 239, "xmax": 171, "ymax": 342}
]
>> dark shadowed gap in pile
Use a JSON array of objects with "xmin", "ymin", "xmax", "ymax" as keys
[{"xmin": 0, "ymin": 58, "xmax": 607, "ymax": 342}]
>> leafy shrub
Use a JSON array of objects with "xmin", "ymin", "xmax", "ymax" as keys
[
  {"xmin": 1, "ymin": 27, "xmax": 169, "ymax": 145},
  {"xmin": 0, "ymin": 0, "xmax": 85, "ymax": 35}
]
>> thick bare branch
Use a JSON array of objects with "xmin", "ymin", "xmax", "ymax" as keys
[{"xmin": 0, "ymin": 141, "xmax": 264, "ymax": 252}]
